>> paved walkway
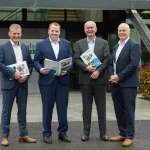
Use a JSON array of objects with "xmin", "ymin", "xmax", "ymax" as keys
[
  {"xmin": 0, "ymin": 92, "xmax": 150, "ymax": 123},
  {"xmin": 0, "ymin": 92, "xmax": 150, "ymax": 150},
  {"xmin": 0, "ymin": 121, "xmax": 150, "ymax": 150}
]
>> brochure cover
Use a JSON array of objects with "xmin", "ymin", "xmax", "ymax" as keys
[
  {"xmin": 80, "ymin": 49, "xmax": 101, "ymax": 68},
  {"xmin": 44, "ymin": 57, "xmax": 72, "ymax": 76},
  {"xmin": 7, "ymin": 61, "xmax": 30, "ymax": 77}
]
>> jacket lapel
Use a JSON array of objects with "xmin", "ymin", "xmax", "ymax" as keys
[
  {"xmin": 82, "ymin": 38, "xmax": 89, "ymax": 52},
  {"xmin": 117, "ymin": 39, "xmax": 130, "ymax": 62},
  {"xmin": 21, "ymin": 44, "xmax": 26, "ymax": 61},
  {"xmin": 113, "ymin": 44, "xmax": 119, "ymax": 63},
  {"xmin": 45, "ymin": 38, "xmax": 56, "ymax": 60},
  {"xmin": 93, "ymin": 37, "xmax": 98, "ymax": 53},
  {"xmin": 57, "ymin": 39, "xmax": 63, "ymax": 61},
  {"xmin": 8, "ymin": 41, "xmax": 17, "ymax": 63}
]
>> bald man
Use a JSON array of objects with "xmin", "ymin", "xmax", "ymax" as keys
[
  {"xmin": 74, "ymin": 21, "xmax": 110, "ymax": 141},
  {"xmin": 108, "ymin": 23, "xmax": 141, "ymax": 147}
]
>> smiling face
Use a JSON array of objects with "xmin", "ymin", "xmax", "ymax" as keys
[
  {"xmin": 84, "ymin": 21, "xmax": 97, "ymax": 39},
  {"xmin": 48, "ymin": 23, "xmax": 60, "ymax": 42},
  {"xmin": 8, "ymin": 28, "xmax": 22, "ymax": 45},
  {"xmin": 118, "ymin": 23, "xmax": 130, "ymax": 42}
]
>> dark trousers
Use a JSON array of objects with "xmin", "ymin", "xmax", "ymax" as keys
[
  {"xmin": 39, "ymin": 78, "xmax": 69, "ymax": 137},
  {"xmin": 1, "ymin": 82, "xmax": 28, "ymax": 138},
  {"xmin": 80, "ymin": 80, "xmax": 106, "ymax": 135},
  {"xmin": 111, "ymin": 85, "xmax": 137, "ymax": 140}
]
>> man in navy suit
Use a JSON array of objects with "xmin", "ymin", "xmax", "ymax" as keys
[
  {"xmin": 0, "ymin": 24, "xmax": 36, "ymax": 146},
  {"xmin": 33, "ymin": 22, "xmax": 72, "ymax": 144},
  {"xmin": 108, "ymin": 23, "xmax": 141, "ymax": 147}
]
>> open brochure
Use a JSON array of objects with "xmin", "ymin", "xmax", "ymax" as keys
[
  {"xmin": 80, "ymin": 49, "xmax": 101, "ymax": 68},
  {"xmin": 7, "ymin": 61, "xmax": 30, "ymax": 77},
  {"xmin": 44, "ymin": 57, "xmax": 72, "ymax": 76}
]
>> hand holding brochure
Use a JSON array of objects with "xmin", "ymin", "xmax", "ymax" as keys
[
  {"xmin": 44, "ymin": 57, "xmax": 72, "ymax": 76},
  {"xmin": 80, "ymin": 49, "xmax": 101, "ymax": 68},
  {"xmin": 7, "ymin": 61, "xmax": 30, "ymax": 77}
]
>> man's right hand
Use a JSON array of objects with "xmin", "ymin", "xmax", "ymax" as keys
[
  {"xmin": 14, "ymin": 71, "xmax": 21, "ymax": 79},
  {"xmin": 40, "ymin": 68, "xmax": 50, "ymax": 74},
  {"xmin": 86, "ymin": 65, "xmax": 96, "ymax": 73}
]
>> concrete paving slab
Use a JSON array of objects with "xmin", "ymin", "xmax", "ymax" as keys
[
  {"xmin": 0, "ymin": 92, "xmax": 150, "ymax": 123},
  {"xmin": 0, "ymin": 121, "xmax": 150, "ymax": 150}
]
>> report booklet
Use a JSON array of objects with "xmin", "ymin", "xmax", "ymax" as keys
[
  {"xmin": 80, "ymin": 49, "xmax": 101, "ymax": 68},
  {"xmin": 7, "ymin": 61, "xmax": 30, "ymax": 77},
  {"xmin": 44, "ymin": 57, "xmax": 72, "ymax": 76}
]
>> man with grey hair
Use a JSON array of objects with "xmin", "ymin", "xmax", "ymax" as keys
[
  {"xmin": 74, "ymin": 21, "xmax": 110, "ymax": 141},
  {"xmin": 0, "ymin": 24, "xmax": 36, "ymax": 146}
]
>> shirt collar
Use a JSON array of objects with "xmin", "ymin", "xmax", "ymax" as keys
[
  {"xmin": 87, "ymin": 36, "xmax": 96, "ymax": 43},
  {"xmin": 118, "ymin": 37, "xmax": 130, "ymax": 45},
  {"xmin": 49, "ymin": 37, "xmax": 60, "ymax": 43},
  {"xmin": 10, "ymin": 39, "xmax": 21, "ymax": 47}
]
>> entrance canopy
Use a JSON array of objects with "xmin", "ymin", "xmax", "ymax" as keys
[{"xmin": 0, "ymin": 0, "xmax": 149, "ymax": 9}]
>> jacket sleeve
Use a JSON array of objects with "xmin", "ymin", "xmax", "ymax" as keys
[
  {"xmin": 66, "ymin": 41, "xmax": 74, "ymax": 72},
  {"xmin": 33, "ymin": 42, "xmax": 43, "ymax": 73},
  {"xmin": 97, "ymin": 41, "xmax": 110, "ymax": 75},
  {"xmin": 0, "ymin": 45, "xmax": 15, "ymax": 79},
  {"xmin": 26, "ymin": 46, "xmax": 33, "ymax": 79},
  {"xmin": 74, "ymin": 41, "xmax": 88, "ymax": 72}
]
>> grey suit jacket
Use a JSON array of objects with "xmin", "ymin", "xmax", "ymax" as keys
[{"xmin": 74, "ymin": 37, "xmax": 110, "ymax": 84}]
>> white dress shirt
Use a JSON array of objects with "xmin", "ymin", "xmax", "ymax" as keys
[
  {"xmin": 114, "ymin": 37, "xmax": 130, "ymax": 74},
  {"xmin": 87, "ymin": 36, "xmax": 96, "ymax": 51},
  {"xmin": 10, "ymin": 40, "xmax": 23, "ymax": 63},
  {"xmin": 49, "ymin": 38, "xmax": 60, "ymax": 59}
]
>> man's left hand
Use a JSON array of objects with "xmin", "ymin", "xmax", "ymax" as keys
[
  {"xmin": 109, "ymin": 74, "xmax": 119, "ymax": 84},
  {"xmin": 18, "ymin": 76, "xmax": 27, "ymax": 83},
  {"xmin": 90, "ymin": 71, "xmax": 100, "ymax": 79},
  {"xmin": 60, "ymin": 71, "xmax": 67, "ymax": 76}
]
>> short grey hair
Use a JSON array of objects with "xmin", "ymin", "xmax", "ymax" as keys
[
  {"xmin": 9, "ymin": 24, "xmax": 22, "ymax": 32},
  {"xmin": 84, "ymin": 21, "xmax": 97, "ymax": 28}
]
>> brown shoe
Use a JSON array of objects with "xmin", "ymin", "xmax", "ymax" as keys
[
  {"xmin": 1, "ymin": 138, "xmax": 9, "ymax": 146},
  {"xmin": 110, "ymin": 136, "xmax": 126, "ymax": 142},
  {"xmin": 19, "ymin": 136, "xmax": 36, "ymax": 143},
  {"xmin": 122, "ymin": 139, "xmax": 133, "ymax": 147}
]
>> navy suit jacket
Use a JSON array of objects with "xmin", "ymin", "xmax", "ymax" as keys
[
  {"xmin": 33, "ymin": 38, "xmax": 73, "ymax": 86},
  {"xmin": 0, "ymin": 41, "xmax": 33, "ymax": 89},
  {"xmin": 108, "ymin": 39, "xmax": 141, "ymax": 87}
]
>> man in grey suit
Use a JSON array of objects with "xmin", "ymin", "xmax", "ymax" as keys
[
  {"xmin": 0, "ymin": 24, "xmax": 36, "ymax": 146},
  {"xmin": 74, "ymin": 21, "xmax": 110, "ymax": 141}
]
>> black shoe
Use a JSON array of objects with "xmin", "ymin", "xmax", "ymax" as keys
[
  {"xmin": 58, "ymin": 135, "xmax": 71, "ymax": 143},
  {"xmin": 81, "ymin": 134, "xmax": 89, "ymax": 141},
  {"xmin": 43, "ymin": 136, "xmax": 52, "ymax": 144},
  {"xmin": 100, "ymin": 135, "xmax": 109, "ymax": 141}
]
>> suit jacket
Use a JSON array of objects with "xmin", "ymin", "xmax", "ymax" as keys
[
  {"xmin": 33, "ymin": 38, "xmax": 73, "ymax": 86},
  {"xmin": 74, "ymin": 37, "xmax": 110, "ymax": 84},
  {"xmin": 108, "ymin": 39, "xmax": 141, "ymax": 87},
  {"xmin": 0, "ymin": 41, "xmax": 33, "ymax": 89}
]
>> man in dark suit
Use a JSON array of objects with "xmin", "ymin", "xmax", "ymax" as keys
[
  {"xmin": 0, "ymin": 24, "xmax": 36, "ymax": 146},
  {"xmin": 74, "ymin": 21, "xmax": 110, "ymax": 141},
  {"xmin": 108, "ymin": 23, "xmax": 141, "ymax": 147},
  {"xmin": 33, "ymin": 22, "xmax": 72, "ymax": 144}
]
